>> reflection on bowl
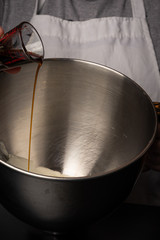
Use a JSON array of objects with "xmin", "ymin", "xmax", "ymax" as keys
[{"xmin": 0, "ymin": 59, "xmax": 157, "ymax": 232}]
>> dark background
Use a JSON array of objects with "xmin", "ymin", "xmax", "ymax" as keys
[{"xmin": 0, "ymin": 203, "xmax": 160, "ymax": 240}]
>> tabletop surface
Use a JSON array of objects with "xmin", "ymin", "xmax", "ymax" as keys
[{"xmin": 0, "ymin": 202, "xmax": 160, "ymax": 240}]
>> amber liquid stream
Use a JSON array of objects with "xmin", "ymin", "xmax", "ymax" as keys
[{"xmin": 28, "ymin": 61, "xmax": 42, "ymax": 171}]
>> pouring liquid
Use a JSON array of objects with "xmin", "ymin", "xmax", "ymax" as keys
[
  {"xmin": 28, "ymin": 61, "xmax": 42, "ymax": 171},
  {"xmin": 0, "ymin": 48, "xmax": 42, "ymax": 71}
]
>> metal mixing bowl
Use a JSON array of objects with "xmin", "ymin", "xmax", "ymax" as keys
[{"xmin": 0, "ymin": 59, "xmax": 157, "ymax": 232}]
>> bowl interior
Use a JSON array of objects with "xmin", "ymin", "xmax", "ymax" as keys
[{"xmin": 0, "ymin": 59, "xmax": 156, "ymax": 177}]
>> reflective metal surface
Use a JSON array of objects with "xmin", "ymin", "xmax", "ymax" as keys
[
  {"xmin": 0, "ymin": 59, "xmax": 157, "ymax": 232},
  {"xmin": 0, "ymin": 59, "xmax": 156, "ymax": 177}
]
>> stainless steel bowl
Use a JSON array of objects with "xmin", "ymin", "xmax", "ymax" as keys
[{"xmin": 0, "ymin": 59, "xmax": 157, "ymax": 232}]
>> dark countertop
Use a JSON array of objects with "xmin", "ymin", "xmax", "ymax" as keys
[{"xmin": 0, "ymin": 203, "xmax": 160, "ymax": 240}]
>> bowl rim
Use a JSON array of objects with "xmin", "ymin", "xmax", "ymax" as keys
[{"xmin": 0, "ymin": 59, "xmax": 157, "ymax": 181}]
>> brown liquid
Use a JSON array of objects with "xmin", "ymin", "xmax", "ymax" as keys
[
  {"xmin": 28, "ymin": 61, "xmax": 42, "ymax": 171},
  {"xmin": 0, "ymin": 48, "xmax": 42, "ymax": 71}
]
